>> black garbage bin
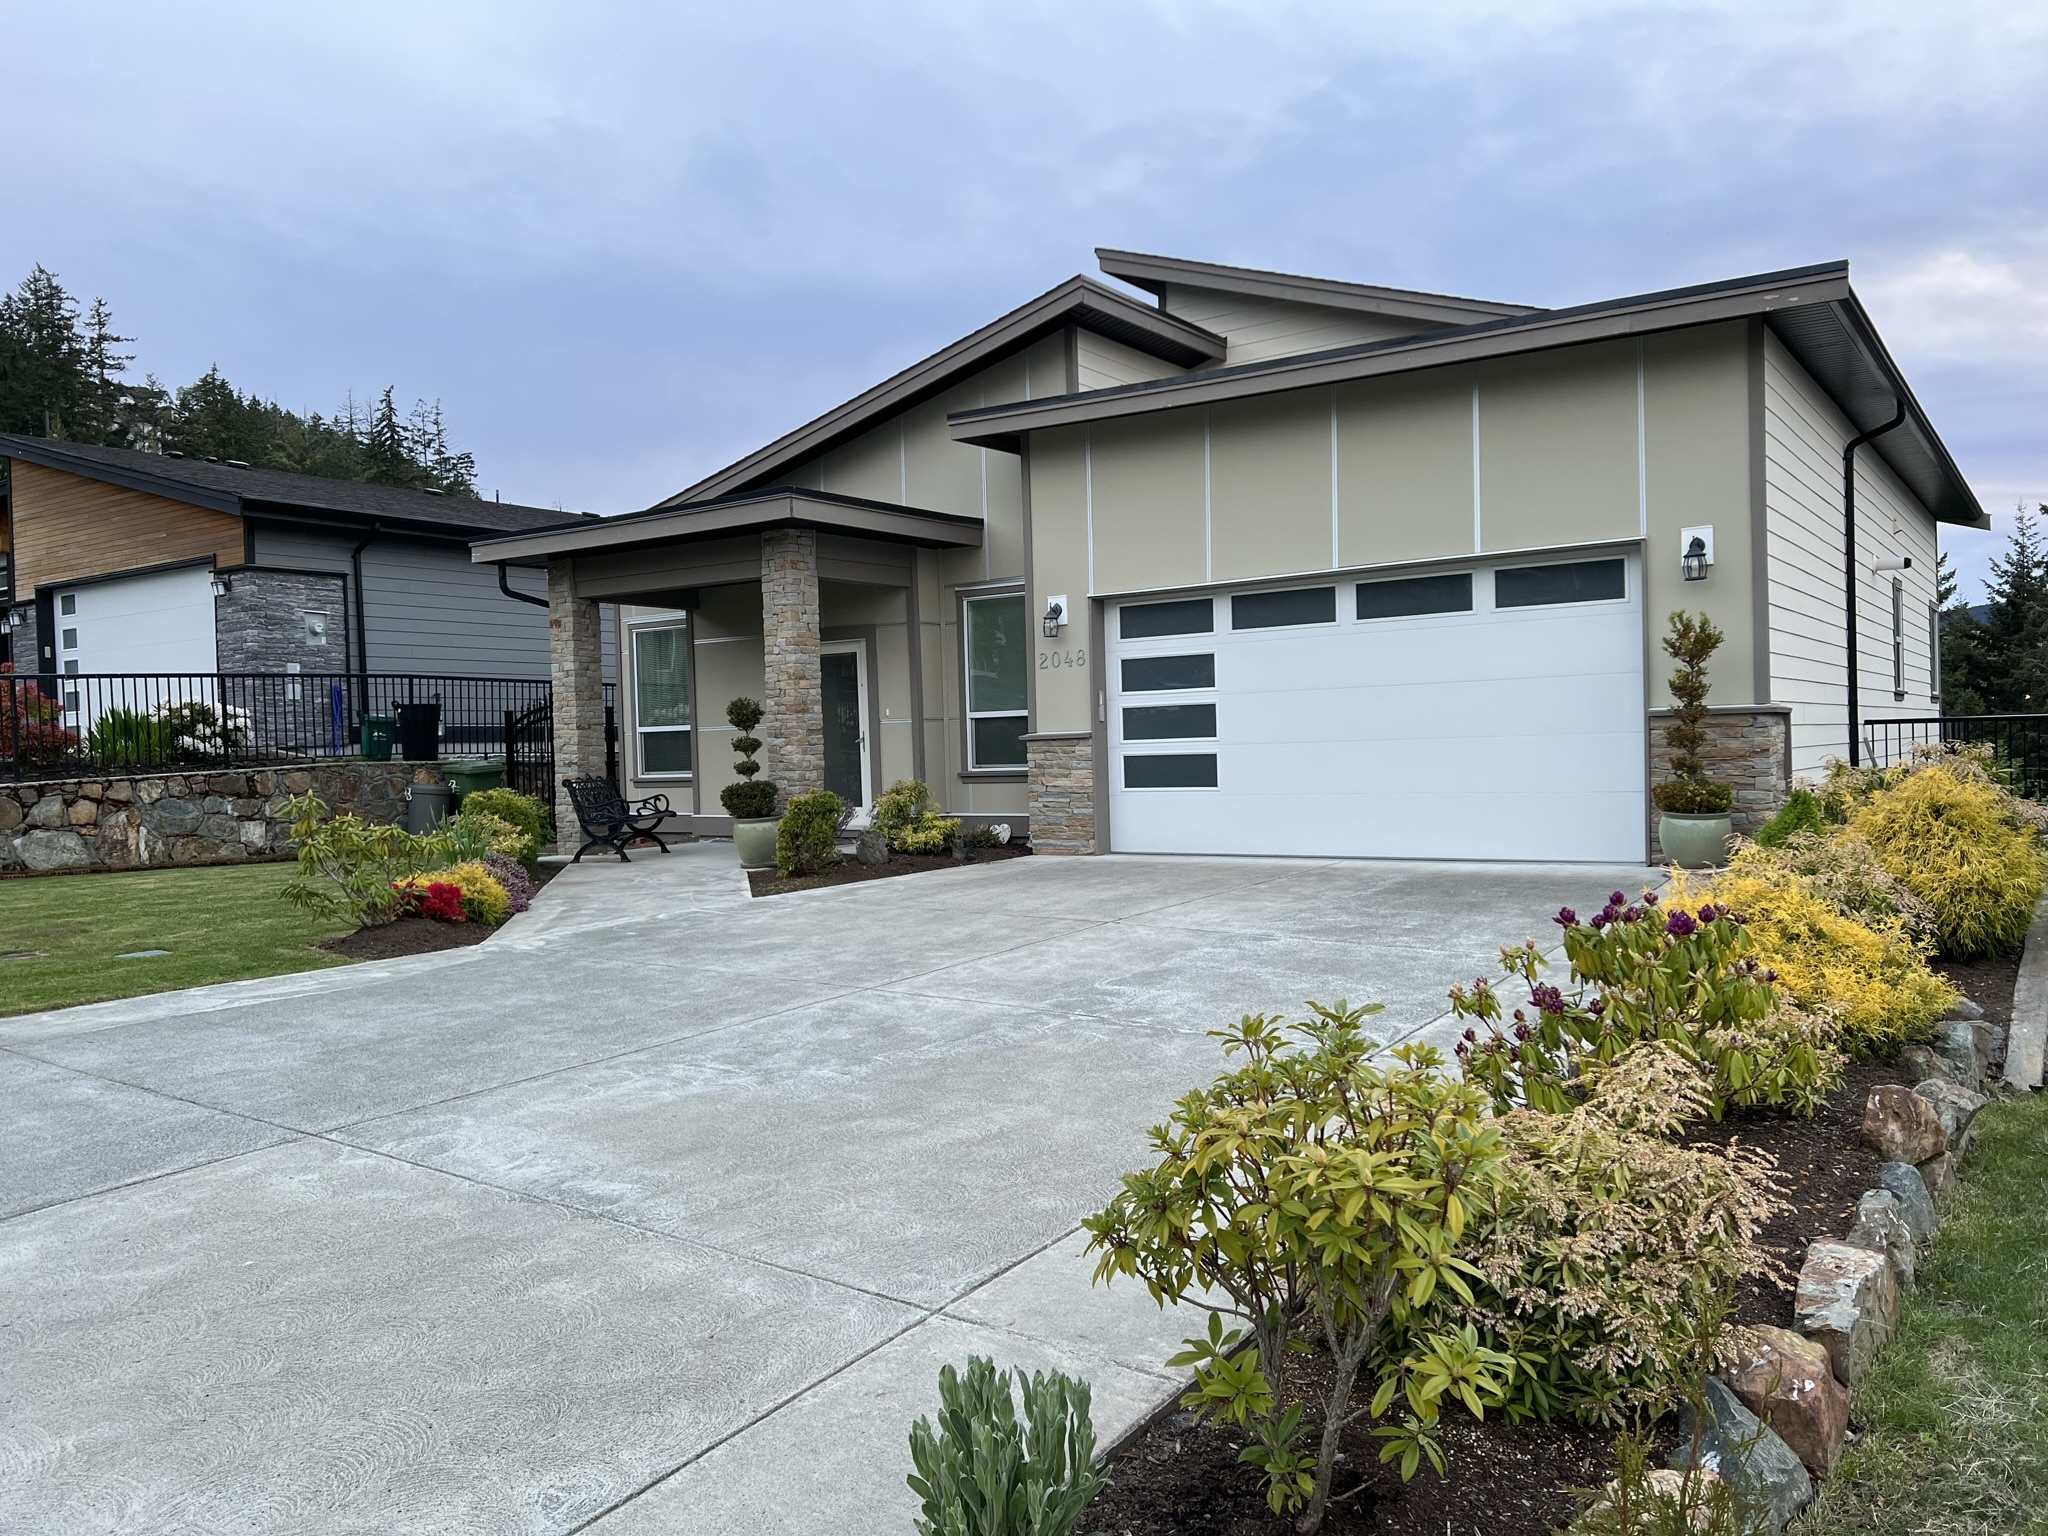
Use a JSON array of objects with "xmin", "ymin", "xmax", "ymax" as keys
[{"xmin": 394, "ymin": 698, "xmax": 442, "ymax": 761}]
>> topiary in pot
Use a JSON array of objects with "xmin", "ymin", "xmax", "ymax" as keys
[
  {"xmin": 1653, "ymin": 611, "xmax": 1735, "ymax": 867},
  {"xmin": 719, "ymin": 696, "xmax": 781, "ymax": 867}
]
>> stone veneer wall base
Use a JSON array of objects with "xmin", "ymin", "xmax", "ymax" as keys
[
  {"xmin": 1648, "ymin": 706, "xmax": 1792, "ymax": 863},
  {"xmin": 1025, "ymin": 732, "xmax": 1095, "ymax": 855}
]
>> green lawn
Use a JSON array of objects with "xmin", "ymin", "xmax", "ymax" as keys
[
  {"xmin": 0, "ymin": 862, "xmax": 351, "ymax": 1016},
  {"xmin": 1802, "ymin": 1088, "xmax": 2048, "ymax": 1535}
]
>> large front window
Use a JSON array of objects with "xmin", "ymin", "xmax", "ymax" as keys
[
  {"xmin": 633, "ymin": 623, "xmax": 692, "ymax": 775},
  {"xmin": 964, "ymin": 592, "xmax": 1027, "ymax": 769}
]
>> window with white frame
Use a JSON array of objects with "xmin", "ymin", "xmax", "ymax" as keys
[
  {"xmin": 632, "ymin": 622, "xmax": 692, "ymax": 775},
  {"xmin": 1929, "ymin": 600, "xmax": 1942, "ymax": 702},
  {"xmin": 964, "ymin": 591, "xmax": 1027, "ymax": 769}
]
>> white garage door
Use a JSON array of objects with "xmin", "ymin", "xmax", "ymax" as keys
[
  {"xmin": 54, "ymin": 565, "xmax": 218, "ymax": 677},
  {"xmin": 1107, "ymin": 554, "xmax": 1645, "ymax": 862}
]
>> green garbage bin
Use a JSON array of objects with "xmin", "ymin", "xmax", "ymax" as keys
[
  {"xmin": 359, "ymin": 713, "xmax": 397, "ymax": 761},
  {"xmin": 442, "ymin": 758, "xmax": 507, "ymax": 801}
]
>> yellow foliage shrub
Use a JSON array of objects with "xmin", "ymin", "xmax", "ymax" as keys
[
  {"xmin": 1848, "ymin": 761, "xmax": 2045, "ymax": 959},
  {"xmin": 396, "ymin": 860, "xmax": 511, "ymax": 926},
  {"xmin": 1683, "ymin": 860, "xmax": 1955, "ymax": 1057}
]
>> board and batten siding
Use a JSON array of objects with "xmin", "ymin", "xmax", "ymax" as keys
[
  {"xmin": 252, "ymin": 522, "xmax": 610, "ymax": 681},
  {"xmin": 1762, "ymin": 330, "xmax": 1941, "ymax": 777},
  {"xmin": 9, "ymin": 461, "xmax": 244, "ymax": 592},
  {"xmin": 1154, "ymin": 285, "xmax": 1441, "ymax": 366}
]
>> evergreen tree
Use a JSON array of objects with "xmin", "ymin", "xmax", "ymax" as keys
[{"xmin": 1941, "ymin": 507, "xmax": 2048, "ymax": 714}]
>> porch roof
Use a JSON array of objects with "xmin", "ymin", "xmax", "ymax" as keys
[{"xmin": 469, "ymin": 485, "xmax": 983, "ymax": 563}]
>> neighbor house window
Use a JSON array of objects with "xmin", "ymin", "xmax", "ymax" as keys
[
  {"xmin": 965, "ymin": 591, "xmax": 1027, "ymax": 769},
  {"xmin": 632, "ymin": 623, "xmax": 692, "ymax": 775}
]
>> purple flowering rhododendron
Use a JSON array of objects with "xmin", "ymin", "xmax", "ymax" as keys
[
  {"xmin": 1665, "ymin": 909, "xmax": 1698, "ymax": 938},
  {"xmin": 1554, "ymin": 906, "xmax": 1579, "ymax": 928}
]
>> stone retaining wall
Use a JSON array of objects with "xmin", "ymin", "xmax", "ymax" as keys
[{"xmin": 0, "ymin": 761, "xmax": 439, "ymax": 874}]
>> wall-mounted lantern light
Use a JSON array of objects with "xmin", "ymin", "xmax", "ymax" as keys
[
  {"xmin": 1042, "ymin": 594, "xmax": 1068, "ymax": 638},
  {"xmin": 210, "ymin": 573, "xmax": 233, "ymax": 597},
  {"xmin": 1679, "ymin": 525, "xmax": 1714, "ymax": 582}
]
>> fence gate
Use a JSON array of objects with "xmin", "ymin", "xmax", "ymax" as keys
[{"xmin": 503, "ymin": 693, "xmax": 619, "ymax": 801}]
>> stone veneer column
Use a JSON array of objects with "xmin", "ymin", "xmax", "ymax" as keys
[
  {"xmin": 1025, "ymin": 732, "xmax": 1096, "ymax": 854},
  {"xmin": 760, "ymin": 528, "xmax": 824, "ymax": 802},
  {"xmin": 548, "ymin": 554, "xmax": 607, "ymax": 844},
  {"xmin": 1648, "ymin": 705, "xmax": 1792, "ymax": 860}
]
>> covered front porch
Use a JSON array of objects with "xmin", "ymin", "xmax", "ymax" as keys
[{"xmin": 474, "ymin": 489, "xmax": 1024, "ymax": 843}]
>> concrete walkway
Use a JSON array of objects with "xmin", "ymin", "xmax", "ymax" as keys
[{"xmin": 0, "ymin": 846, "xmax": 1649, "ymax": 1534}]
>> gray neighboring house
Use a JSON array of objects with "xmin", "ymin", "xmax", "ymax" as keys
[{"xmin": 0, "ymin": 434, "xmax": 609, "ymax": 683}]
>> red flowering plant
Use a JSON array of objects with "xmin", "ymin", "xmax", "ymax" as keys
[
  {"xmin": 396, "ymin": 880, "xmax": 467, "ymax": 923},
  {"xmin": 1, "ymin": 664, "xmax": 80, "ymax": 769},
  {"xmin": 1448, "ymin": 888, "xmax": 1840, "ymax": 1120}
]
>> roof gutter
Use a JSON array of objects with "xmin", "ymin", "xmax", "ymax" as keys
[{"xmin": 1844, "ymin": 402, "xmax": 1908, "ymax": 767}]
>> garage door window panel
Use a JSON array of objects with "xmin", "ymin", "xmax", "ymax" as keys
[
  {"xmin": 1122, "ymin": 703, "xmax": 1217, "ymax": 741},
  {"xmin": 1231, "ymin": 586, "xmax": 1336, "ymax": 630},
  {"xmin": 1494, "ymin": 558, "xmax": 1626, "ymax": 608},
  {"xmin": 965, "ymin": 592, "xmax": 1028, "ymax": 769},
  {"xmin": 1356, "ymin": 572, "xmax": 1473, "ymax": 620},
  {"xmin": 1120, "ymin": 598, "xmax": 1213, "ymax": 639},
  {"xmin": 1124, "ymin": 753, "xmax": 1218, "ymax": 789},
  {"xmin": 632, "ymin": 622, "xmax": 693, "ymax": 776},
  {"xmin": 1121, "ymin": 653, "xmax": 1215, "ymax": 692}
]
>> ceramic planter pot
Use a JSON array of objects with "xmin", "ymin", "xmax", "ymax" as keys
[
  {"xmin": 1659, "ymin": 811, "xmax": 1732, "ymax": 870},
  {"xmin": 732, "ymin": 816, "xmax": 781, "ymax": 870}
]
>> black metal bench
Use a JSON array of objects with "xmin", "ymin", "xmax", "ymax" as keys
[{"xmin": 563, "ymin": 776, "xmax": 673, "ymax": 862}]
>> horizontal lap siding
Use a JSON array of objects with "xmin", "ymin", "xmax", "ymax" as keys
[
  {"xmin": 1075, "ymin": 331, "xmax": 1188, "ymax": 391},
  {"xmin": 1763, "ymin": 334, "xmax": 1940, "ymax": 778},
  {"xmin": 11, "ymin": 462, "xmax": 243, "ymax": 591},
  {"xmin": 1157, "ymin": 288, "xmax": 1430, "ymax": 366}
]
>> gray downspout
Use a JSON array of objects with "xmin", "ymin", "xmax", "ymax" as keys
[
  {"xmin": 1844, "ymin": 403, "xmax": 1907, "ymax": 766},
  {"xmin": 496, "ymin": 562, "xmax": 549, "ymax": 607},
  {"xmin": 349, "ymin": 527, "xmax": 376, "ymax": 677}
]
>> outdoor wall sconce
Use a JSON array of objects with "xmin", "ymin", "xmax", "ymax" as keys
[
  {"xmin": 1679, "ymin": 525, "xmax": 1714, "ymax": 582},
  {"xmin": 1042, "ymin": 595, "xmax": 1068, "ymax": 638},
  {"xmin": 1872, "ymin": 556, "xmax": 1913, "ymax": 574},
  {"xmin": 210, "ymin": 573, "xmax": 233, "ymax": 597}
]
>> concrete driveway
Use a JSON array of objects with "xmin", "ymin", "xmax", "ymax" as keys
[{"xmin": 0, "ymin": 846, "xmax": 1649, "ymax": 1534}]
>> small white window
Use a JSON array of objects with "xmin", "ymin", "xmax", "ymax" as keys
[
  {"xmin": 61, "ymin": 628, "xmax": 78, "ymax": 650},
  {"xmin": 632, "ymin": 623, "xmax": 692, "ymax": 775},
  {"xmin": 59, "ymin": 593, "xmax": 76, "ymax": 617},
  {"xmin": 964, "ymin": 592, "xmax": 1028, "ymax": 769}
]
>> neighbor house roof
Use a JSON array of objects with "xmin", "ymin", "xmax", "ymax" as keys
[
  {"xmin": 660, "ymin": 276, "xmax": 1227, "ymax": 508},
  {"xmin": 472, "ymin": 485, "xmax": 983, "ymax": 563},
  {"xmin": 0, "ymin": 434, "xmax": 592, "ymax": 537},
  {"xmin": 951, "ymin": 261, "xmax": 1988, "ymax": 530},
  {"xmin": 1094, "ymin": 248, "xmax": 1539, "ymax": 327}
]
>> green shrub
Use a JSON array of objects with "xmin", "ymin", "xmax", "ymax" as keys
[
  {"xmin": 279, "ymin": 793, "xmax": 459, "ymax": 928},
  {"xmin": 446, "ymin": 810, "xmax": 529, "ymax": 865},
  {"xmin": 1420, "ymin": 1044, "xmax": 1781, "ymax": 1426},
  {"xmin": 1086, "ymin": 1004, "xmax": 1512, "ymax": 1530},
  {"xmin": 906, "ymin": 1357, "xmax": 1107, "ymax": 1536},
  {"xmin": 456, "ymin": 787, "xmax": 548, "ymax": 864},
  {"xmin": 85, "ymin": 707, "xmax": 175, "ymax": 767},
  {"xmin": 1753, "ymin": 786, "xmax": 1828, "ymax": 847},
  {"xmin": 875, "ymin": 778, "xmax": 962, "ymax": 854},
  {"xmin": 719, "ymin": 697, "xmax": 781, "ymax": 819},
  {"xmin": 1849, "ymin": 758, "xmax": 2046, "ymax": 958},
  {"xmin": 1450, "ymin": 889, "xmax": 1841, "ymax": 1119},
  {"xmin": 775, "ymin": 790, "xmax": 842, "ymax": 877}
]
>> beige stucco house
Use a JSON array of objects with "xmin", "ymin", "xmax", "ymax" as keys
[{"xmin": 473, "ymin": 251, "xmax": 1983, "ymax": 863}]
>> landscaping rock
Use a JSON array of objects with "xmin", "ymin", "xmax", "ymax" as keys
[
  {"xmin": 1793, "ymin": 1240, "xmax": 1899, "ymax": 1384},
  {"xmin": 1670, "ymin": 1377, "xmax": 1812, "ymax": 1531},
  {"xmin": 1899, "ymin": 1044, "xmax": 1955, "ymax": 1087},
  {"xmin": 1972, "ymin": 1019, "xmax": 2006, "ymax": 1077},
  {"xmin": 1917, "ymin": 1150, "xmax": 1956, "ymax": 1196},
  {"xmin": 25, "ymin": 794, "xmax": 65, "ymax": 829},
  {"xmin": 1720, "ymin": 1325, "xmax": 1849, "ymax": 1476},
  {"xmin": 1943, "ymin": 995, "xmax": 1984, "ymax": 1022},
  {"xmin": 1860, "ymin": 1085, "xmax": 1948, "ymax": 1165},
  {"xmin": 854, "ymin": 826, "xmax": 888, "ymax": 866},
  {"xmin": 16, "ymin": 828, "xmax": 92, "ymax": 871},
  {"xmin": 1932, "ymin": 1021, "xmax": 1986, "ymax": 1089},
  {"xmin": 0, "ymin": 797, "xmax": 21, "ymax": 831},
  {"xmin": 1913, "ymin": 1078, "xmax": 1987, "ymax": 1156},
  {"xmin": 1582, "ymin": 1467, "xmax": 1724, "ymax": 1533},
  {"xmin": 1843, "ymin": 1189, "xmax": 1916, "ymax": 1291},
  {"xmin": 1879, "ymin": 1162, "xmax": 1938, "ymax": 1244}
]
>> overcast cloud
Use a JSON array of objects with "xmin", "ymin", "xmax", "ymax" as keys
[{"xmin": 6, "ymin": 1, "xmax": 2043, "ymax": 595}]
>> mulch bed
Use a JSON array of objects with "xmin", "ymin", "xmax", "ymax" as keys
[
  {"xmin": 1082, "ymin": 960, "xmax": 2022, "ymax": 1536},
  {"xmin": 746, "ymin": 842, "xmax": 1031, "ymax": 897},
  {"xmin": 318, "ymin": 861, "xmax": 563, "ymax": 959}
]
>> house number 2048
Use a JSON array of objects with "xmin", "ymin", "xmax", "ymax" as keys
[{"xmin": 1038, "ymin": 649, "xmax": 1086, "ymax": 670}]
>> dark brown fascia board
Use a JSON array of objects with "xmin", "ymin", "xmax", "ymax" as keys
[
  {"xmin": 1095, "ymin": 248, "xmax": 1539, "ymax": 325},
  {"xmin": 471, "ymin": 490, "xmax": 984, "ymax": 563},
  {"xmin": 0, "ymin": 438, "xmax": 244, "ymax": 517},
  {"xmin": 949, "ymin": 264, "xmax": 1856, "ymax": 450},
  {"xmin": 660, "ymin": 276, "xmax": 1227, "ymax": 507}
]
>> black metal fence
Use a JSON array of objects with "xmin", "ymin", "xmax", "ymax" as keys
[
  {"xmin": 502, "ymin": 684, "xmax": 620, "ymax": 801},
  {"xmin": 1865, "ymin": 714, "xmax": 2048, "ymax": 798},
  {"xmin": 2, "ymin": 671, "xmax": 562, "ymax": 784}
]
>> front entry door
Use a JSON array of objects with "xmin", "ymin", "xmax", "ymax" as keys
[{"xmin": 819, "ymin": 642, "xmax": 872, "ymax": 809}]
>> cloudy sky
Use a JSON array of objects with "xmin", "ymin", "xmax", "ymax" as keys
[{"xmin": 7, "ymin": 1, "xmax": 2044, "ymax": 595}]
